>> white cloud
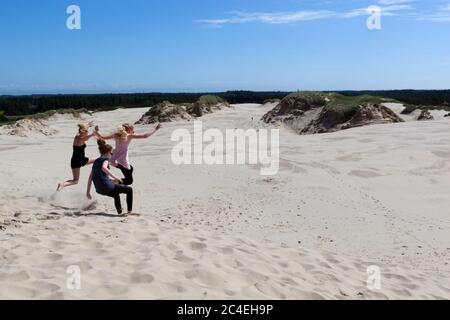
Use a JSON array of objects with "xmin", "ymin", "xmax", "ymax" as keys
[
  {"xmin": 377, "ymin": 0, "xmax": 415, "ymax": 5},
  {"xmin": 197, "ymin": 10, "xmax": 336, "ymax": 26},
  {"xmin": 342, "ymin": 4, "xmax": 413, "ymax": 18},
  {"xmin": 197, "ymin": 5, "xmax": 414, "ymax": 26},
  {"xmin": 418, "ymin": 3, "xmax": 450, "ymax": 22}
]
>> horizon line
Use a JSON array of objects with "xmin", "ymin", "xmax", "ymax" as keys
[{"xmin": 2, "ymin": 88, "xmax": 450, "ymax": 97}]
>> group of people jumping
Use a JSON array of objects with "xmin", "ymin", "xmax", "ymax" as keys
[{"xmin": 57, "ymin": 121, "xmax": 161, "ymax": 215}]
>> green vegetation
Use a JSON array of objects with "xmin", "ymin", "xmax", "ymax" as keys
[
  {"xmin": 185, "ymin": 104, "xmax": 201, "ymax": 117},
  {"xmin": 340, "ymin": 90, "xmax": 450, "ymax": 107},
  {"xmin": 0, "ymin": 91, "xmax": 288, "ymax": 117},
  {"xmin": 1, "ymin": 108, "xmax": 91, "ymax": 126},
  {"xmin": 263, "ymin": 98, "xmax": 281, "ymax": 104},
  {"xmin": 196, "ymin": 95, "xmax": 226, "ymax": 106},
  {"xmin": 142, "ymin": 102, "xmax": 182, "ymax": 118},
  {"xmin": 27, "ymin": 108, "xmax": 90, "ymax": 120},
  {"xmin": 272, "ymin": 92, "xmax": 397, "ymax": 128},
  {"xmin": 284, "ymin": 91, "xmax": 328, "ymax": 106},
  {"xmin": 426, "ymin": 105, "xmax": 450, "ymax": 111},
  {"xmin": 1, "ymin": 90, "xmax": 450, "ymax": 118},
  {"xmin": 179, "ymin": 102, "xmax": 194, "ymax": 109},
  {"xmin": 279, "ymin": 92, "xmax": 391, "ymax": 117},
  {"xmin": 217, "ymin": 91, "xmax": 287, "ymax": 105},
  {"xmin": 0, "ymin": 110, "xmax": 8, "ymax": 124},
  {"xmin": 185, "ymin": 95, "xmax": 228, "ymax": 117},
  {"xmin": 136, "ymin": 101, "xmax": 192, "ymax": 124},
  {"xmin": 400, "ymin": 104, "xmax": 417, "ymax": 114},
  {"xmin": 326, "ymin": 93, "xmax": 394, "ymax": 118},
  {"xmin": 401, "ymin": 104, "xmax": 450, "ymax": 114}
]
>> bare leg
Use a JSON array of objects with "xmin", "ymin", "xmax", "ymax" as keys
[
  {"xmin": 57, "ymin": 168, "xmax": 81, "ymax": 191},
  {"xmin": 86, "ymin": 158, "xmax": 96, "ymax": 165}
]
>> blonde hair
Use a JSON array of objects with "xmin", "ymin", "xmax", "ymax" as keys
[
  {"xmin": 97, "ymin": 139, "xmax": 113, "ymax": 155},
  {"xmin": 114, "ymin": 123, "xmax": 134, "ymax": 140},
  {"xmin": 122, "ymin": 123, "xmax": 134, "ymax": 131},
  {"xmin": 114, "ymin": 126, "xmax": 128, "ymax": 140},
  {"xmin": 78, "ymin": 124, "xmax": 88, "ymax": 134}
]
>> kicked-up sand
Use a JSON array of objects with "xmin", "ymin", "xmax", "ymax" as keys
[{"xmin": 0, "ymin": 103, "xmax": 449, "ymax": 299}]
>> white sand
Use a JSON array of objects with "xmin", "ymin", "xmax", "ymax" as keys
[
  {"xmin": 385, "ymin": 102, "xmax": 449, "ymax": 121},
  {"xmin": 0, "ymin": 104, "xmax": 449, "ymax": 299}
]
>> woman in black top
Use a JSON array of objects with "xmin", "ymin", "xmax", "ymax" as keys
[
  {"xmin": 86, "ymin": 139, "xmax": 133, "ymax": 215},
  {"xmin": 57, "ymin": 122, "xmax": 96, "ymax": 191}
]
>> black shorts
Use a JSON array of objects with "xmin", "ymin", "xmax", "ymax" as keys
[
  {"xmin": 71, "ymin": 156, "xmax": 89, "ymax": 169},
  {"xmin": 116, "ymin": 164, "xmax": 134, "ymax": 186}
]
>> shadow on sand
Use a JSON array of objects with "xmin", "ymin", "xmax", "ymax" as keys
[{"xmin": 66, "ymin": 212, "xmax": 126, "ymax": 218}]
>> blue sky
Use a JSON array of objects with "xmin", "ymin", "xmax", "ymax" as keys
[{"xmin": 0, "ymin": 0, "xmax": 449, "ymax": 94}]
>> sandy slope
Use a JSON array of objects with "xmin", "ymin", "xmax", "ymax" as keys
[
  {"xmin": 0, "ymin": 104, "xmax": 449, "ymax": 299},
  {"xmin": 385, "ymin": 102, "xmax": 449, "ymax": 121}
]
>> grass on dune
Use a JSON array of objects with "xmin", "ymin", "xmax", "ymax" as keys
[
  {"xmin": 0, "ymin": 108, "xmax": 90, "ymax": 125},
  {"xmin": 185, "ymin": 95, "xmax": 228, "ymax": 117},
  {"xmin": 0, "ymin": 110, "xmax": 9, "ymax": 124},
  {"xmin": 280, "ymin": 91, "xmax": 398, "ymax": 120},
  {"xmin": 284, "ymin": 91, "xmax": 328, "ymax": 106},
  {"xmin": 326, "ymin": 93, "xmax": 396, "ymax": 117},
  {"xmin": 27, "ymin": 108, "xmax": 90, "ymax": 119},
  {"xmin": 196, "ymin": 95, "xmax": 227, "ymax": 106}
]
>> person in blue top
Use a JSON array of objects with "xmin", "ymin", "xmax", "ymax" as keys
[{"xmin": 86, "ymin": 139, "xmax": 133, "ymax": 215}]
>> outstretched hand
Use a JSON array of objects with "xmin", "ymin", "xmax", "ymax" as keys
[{"xmin": 87, "ymin": 121, "xmax": 95, "ymax": 128}]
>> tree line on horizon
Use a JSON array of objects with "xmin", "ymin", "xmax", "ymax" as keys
[
  {"xmin": 0, "ymin": 91, "xmax": 288, "ymax": 117},
  {"xmin": 339, "ymin": 90, "xmax": 450, "ymax": 107},
  {"xmin": 1, "ymin": 90, "xmax": 449, "ymax": 117}
]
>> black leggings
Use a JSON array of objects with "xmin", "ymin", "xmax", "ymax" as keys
[
  {"xmin": 117, "ymin": 164, "xmax": 134, "ymax": 186},
  {"xmin": 107, "ymin": 184, "xmax": 133, "ymax": 214}
]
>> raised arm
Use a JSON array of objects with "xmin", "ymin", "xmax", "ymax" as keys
[
  {"xmin": 101, "ymin": 160, "xmax": 123, "ymax": 184},
  {"xmin": 94, "ymin": 126, "xmax": 115, "ymax": 140},
  {"xmin": 79, "ymin": 121, "xmax": 97, "ymax": 142},
  {"xmin": 86, "ymin": 170, "xmax": 94, "ymax": 199},
  {"xmin": 130, "ymin": 123, "xmax": 161, "ymax": 139},
  {"xmin": 85, "ymin": 131, "xmax": 97, "ymax": 140}
]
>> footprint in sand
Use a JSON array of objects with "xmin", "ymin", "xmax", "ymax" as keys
[
  {"xmin": 29, "ymin": 281, "xmax": 61, "ymax": 293},
  {"xmin": 95, "ymin": 284, "xmax": 129, "ymax": 296},
  {"xmin": 348, "ymin": 170, "xmax": 382, "ymax": 178},
  {"xmin": 41, "ymin": 253, "xmax": 64, "ymax": 262},
  {"xmin": 220, "ymin": 247, "xmax": 234, "ymax": 254},
  {"xmin": 0, "ymin": 271, "xmax": 30, "ymax": 281},
  {"xmin": 432, "ymin": 150, "xmax": 450, "ymax": 159},
  {"xmin": 190, "ymin": 242, "xmax": 207, "ymax": 251},
  {"xmin": 129, "ymin": 272, "xmax": 154, "ymax": 284},
  {"xmin": 224, "ymin": 289, "xmax": 236, "ymax": 297},
  {"xmin": 174, "ymin": 250, "xmax": 194, "ymax": 263},
  {"xmin": 254, "ymin": 283, "xmax": 286, "ymax": 299},
  {"xmin": 184, "ymin": 269, "xmax": 224, "ymax": 287}
]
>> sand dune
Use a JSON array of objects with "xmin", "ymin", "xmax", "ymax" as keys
[{"xmin": 0, "ymin": 104, "xmax": 449, "ymax": 299}]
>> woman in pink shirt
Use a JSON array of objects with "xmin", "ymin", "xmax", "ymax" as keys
[{"xmin": 95, "ymin": 123, "xmax": 161, "ymax": 185}]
